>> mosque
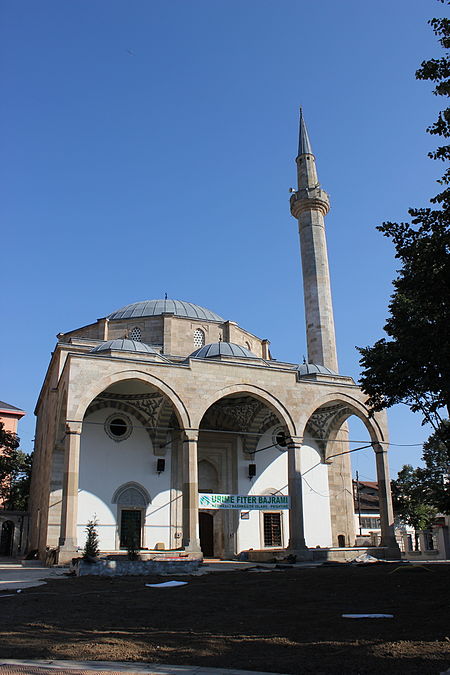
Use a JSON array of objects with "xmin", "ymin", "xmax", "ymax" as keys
[{"xmin": 28, "ymin": 112, "xmax": 400, "ymax": 562}]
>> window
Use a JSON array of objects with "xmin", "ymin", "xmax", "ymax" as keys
[
  {"xmin": 193, "ymin": 328, "xmax": 205, "ymax": 348},
  {"xmin": 105, "ymin": 413, "xmax": 132, "ymax": 442},
  {"xmin": 263, "ymin": 512, "xmax": 282, "ymax": 547},
  {"xmin": 272, "ymin": 426, "xmax": 288, "ymax": 451},
  {"xmin": 360, "ymin": 517, "xmax": 381, "ymax": 529},
  {"xmin": 129, "ymin": 326, "xmax": 142, "ymax": 341}
]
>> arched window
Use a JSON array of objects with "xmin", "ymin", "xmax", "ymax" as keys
[
  {"xmin": 129, "ymin": 326, "xmax": 142, "ymax": 341},
  {"xmin": 193, "ymin": 328, "xmax": 205, "ymax": 348}
]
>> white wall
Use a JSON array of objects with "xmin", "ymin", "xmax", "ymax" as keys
[
  {"xmin": 301, "ymin": 434, "xmax": 332, "ymax": 547},
  {"xmin": 77, "ymin": 407, "xmax": 172, "ymax": 551},
  {"xmin": 236, "ymin": 426, "xmax": 289, "ymax": 552}
]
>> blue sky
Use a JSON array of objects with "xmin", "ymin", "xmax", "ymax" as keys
[{"xmin": 1, "ymin": 1, "xmax": 444, "ymax": 481}]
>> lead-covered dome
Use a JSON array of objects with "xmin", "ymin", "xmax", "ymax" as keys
[
  {"xmin": 190, "ymin": 342, "xmax": 258, "ymax": 359},
  {"xmin": 107, "ymin": 299, "xmax": 224, "ymax": 322},
  {"xmin": 91, "ymin": 339, "xmax": 159, "ymax": 354},
  {"xmin": 296, "ymin": 363, "xmax": 338, "ymax": 376}
]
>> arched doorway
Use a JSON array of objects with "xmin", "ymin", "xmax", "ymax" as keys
[
  {"xmin": 0, "ymin": 521, "xmax": 14, "ymax": 556},
  {"xmin": 197, "ymin": 392, "xmax": 292, "ymax": 558}
]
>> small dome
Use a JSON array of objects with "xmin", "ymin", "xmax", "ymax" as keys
[
  {"xmin": 107, "ymin": 299, "xmax": 224, "ymax": 322},
  {"xmin": 91, "ymin": 339, "xmax": 159, "ymax": 354},
  {"xmin": 190, "ymin": 342, "xmax": 258, "ymax": 359},
  {"xmin": 296, "ymin": 363, "xmax": 338, "ymax": 376}
]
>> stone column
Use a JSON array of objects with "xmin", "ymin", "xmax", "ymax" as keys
[
  {"xmin": 58, "ymin": 421, "xmax": 82, "ymax": 563},
  {"xmin": 374, "ymin": 443, "xmax": 401, "ymax": 559},
  {"xmin": 287, "ymin": 440, "xmax": 312, "ymax": 559},
  {"xmin": 182, "ymin": 430, "xmax": 201, "ymax": 554}
]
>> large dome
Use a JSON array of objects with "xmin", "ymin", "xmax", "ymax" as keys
[
  {"xmin": 190, "ymin": 342, "xmax": 258, "ymax": 359},
  {"xmin": 107, "ymin": 299, "xmax": 224, "ymax": 322}
]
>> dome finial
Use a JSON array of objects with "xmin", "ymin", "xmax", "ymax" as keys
[{"xmin": 298, "ymin": 107, "xmax": 313, "ymax": 157}]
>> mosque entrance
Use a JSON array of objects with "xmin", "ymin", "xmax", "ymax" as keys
[
  {"xmin": 199, "ymin": 512, "xmax": 214, "ymax": 557},
  {"xmin": 119, "ymin": 510, "xmax": 142, "ymax": 549}
]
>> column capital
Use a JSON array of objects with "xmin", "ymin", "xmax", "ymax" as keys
[
  {"xmin": 183, "ymin": 429, "xmax": 199, "ymax": 443},
  {"xmin": 65, "ymin": 421, "xmax": 82, "ymax": 435}
]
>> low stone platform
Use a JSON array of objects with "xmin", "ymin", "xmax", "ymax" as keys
[
  {"xmin": 245, "ymin": 546, "xmax": 391, "ymax": 563},
  {"xmin": 72, "ymin": 558, "xmax": 201, "ymax": 576}
]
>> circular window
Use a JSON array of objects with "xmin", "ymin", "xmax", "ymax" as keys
[
  {"xmin": 272, "ymin": 426, "xmax": 288, "ymax": 452},
  {"xmin": 105, "ymin": 414, "xmax": 132, "ymax": 442}
]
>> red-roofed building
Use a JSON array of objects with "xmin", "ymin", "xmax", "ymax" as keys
[{"xmin": 0, "ymin": 401, "xmax": 26, "ymax": 556}]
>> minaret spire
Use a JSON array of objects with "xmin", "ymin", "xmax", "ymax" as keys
[
  {"xmin": 290, "ymin": 109, "xmax": 338, "ymax": 371},
  {"xmin": 298, "ymin": 107, "xmax": 313, "ymax": 156}
]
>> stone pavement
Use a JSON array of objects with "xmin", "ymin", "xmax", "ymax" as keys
[
  {"xmin": 0, "ymin": 557, "xmax": 67, "ymax": 591},
  {"xmin": 0, "ymin": 660, "xmax": 289, "ymax": 675}
]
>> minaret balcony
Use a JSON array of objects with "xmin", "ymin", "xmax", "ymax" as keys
[{"xmin": 290, "ymin": 188, "xmax": 330, "ymax": 218}]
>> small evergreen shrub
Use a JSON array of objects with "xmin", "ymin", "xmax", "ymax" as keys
[{"xmin": 83, "ymin": 516, "xmax": 100, "ymax": 561}]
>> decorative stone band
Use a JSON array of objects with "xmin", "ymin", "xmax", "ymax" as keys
[{"xmin": 290, "ymin": 193, "xmax": 330, "ymax": 218}]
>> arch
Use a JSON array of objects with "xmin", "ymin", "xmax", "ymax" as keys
[
  {"xmin": 301, "ymin": 391, "xmax": 387, "ymax": 448},
  {"xmin": 193, "ymin": 383, "xmax": 297, "ymax": 438},
  {"xmin": 198, "ymin": 459, "xmax": 219, "ymax": 493},
  {"xmin": 69, "ymin": 370, "xmax": 191, "ymax": 431},
  {"xmin": 112, "ymin": 481, "xmax": 151, "ymax": 506}
]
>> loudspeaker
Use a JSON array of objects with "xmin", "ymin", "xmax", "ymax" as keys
[
  {"xmin": 248, "ymin": 463, "xmax": 256, "ymax": 478},
  {"xmin": 157, "ymin": 458, "xmax": 165, "ymax": 473}
]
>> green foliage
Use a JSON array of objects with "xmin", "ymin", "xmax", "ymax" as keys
[
  {"xmin": 419, "ymin": 420, "xmax": 450, "ymax": 513},
  {"xmin": 83, "ymin": 517, "xmax": 100, "ymax": 560},
  {"xmin": 0, "ymin": 422, "xmax": 33, "ymax": 511},
  {"xmin": 358, "ymin": 8, "xmax": 450, "ymax": 443},
  {"xmin": 392, "ymin": 465, "xmax": 437, "ymax": 538}
]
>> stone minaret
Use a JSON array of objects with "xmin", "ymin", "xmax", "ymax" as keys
[{"xmin": 290, "ymin": 109, "xmax": 338, "ymax": 372}]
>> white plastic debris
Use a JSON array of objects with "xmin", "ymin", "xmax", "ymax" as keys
[
  {"xmin": 351, "ymin": 553, "xmax": 380, "ymax": 563},
  {"xmin": 145, "ymin": 581, "xmax": 188, "ymax": 588},
  {"xmin": 342, "ymin": 614, "xmax": 394, "ymax": 619}
]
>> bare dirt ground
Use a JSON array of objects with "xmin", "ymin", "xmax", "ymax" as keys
[{"xmin": 0, "ymin": 562, "xmax": 449, "ymax": 675}]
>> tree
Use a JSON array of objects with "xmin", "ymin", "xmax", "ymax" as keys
[
  {"xmin": 392, "ymin": 465, "xmax": 437, "ymax": 549},
  {"xmin": 358, "ymin": 5, "xmax": 450, "ymax": 448},
  {"xmin": 417, "ymin": 420, "xmax": 450, "ymax": 513},
  {"xmin": 0, "ymin": 422, "xmax": 33, "ymax": 511},
  {"xmin": 83, "ymin": 517, "xmax": 100, "ymax": 561}
]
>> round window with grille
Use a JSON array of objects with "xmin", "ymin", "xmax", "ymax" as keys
[
  {"xmin": 129, "ymin": 326, "xmax": 142, "ymax": 341},
  {"xmin": 105, "ymin": 414, "xmax": 132, "ymax": 442},
  {"xmin": 193, "ymin": 328, "xmax": 205, "ymax": 348},
  {"xmin": 272, "ymin": 426, "xmax": 288, "ymax": 452}
]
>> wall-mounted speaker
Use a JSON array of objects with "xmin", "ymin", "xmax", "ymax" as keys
[
  {"xmin": 157, "ymin": 458, "xmax": 165, "ymax": 473},
  {"xmin": 248, "ymin": 463, "xmax": 256, "ymax": 479}
]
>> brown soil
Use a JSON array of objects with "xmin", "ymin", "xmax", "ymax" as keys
[{"xmin": 0, "ymin": 563, "xmax": 449, "ymax": 674}]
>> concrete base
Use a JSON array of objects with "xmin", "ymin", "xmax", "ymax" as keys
[
  {"xmin": 245, "ymin": 546, "xmax": 399, "ymax": 563},
  {"xmin": 246, "ymin": 548, "xmax": 312, "ymax": 563},
  {"xmin": 72, "ymin": 558, "xmax": 202, "ymax": 576}
]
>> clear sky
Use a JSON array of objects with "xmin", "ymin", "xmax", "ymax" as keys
[{"xmin": 1, "ymin": 0, "xmax": 445, "ymax": 481}]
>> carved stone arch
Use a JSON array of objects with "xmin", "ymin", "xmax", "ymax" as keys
[
  {"xmin": 193, "ymin": 383, "xmax": 296, "ymax": 439},
  {"xmin": 154, "ymin": 399, "xmax": 181, "ymax": 455},
  {"xmin": 112, "ymin": 481, "xmax": 151, "ymax": 506},
  {"xmin": 301, "ymin": 392, "xmax": 388, "ymax": 457},
  {"xmin": 243, "ymin": 408, "xmax": 284, "ymax": 456},
  {"xmin": 69, "ymin": 369, "xmax": 191, "ymax": 432},
  {"xmin": 198, "ymin": 459, "xmax": 219, "ymax": 493}
]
